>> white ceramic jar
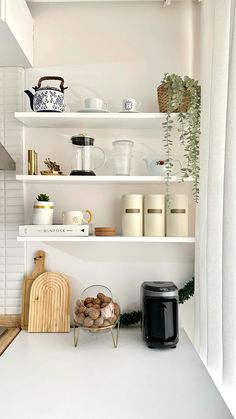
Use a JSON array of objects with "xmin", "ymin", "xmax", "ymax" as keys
[
  {"xmin": 121, "ymin": 194, "xmax": 143, "ymax": 236},
  {"xmin": 33, "ymin": 201, "xmax": 54, "ymax": 225},
  {"xmin": 166, "ymin": 194, "xmax": 188, "ymax": 237},
  {"xmin": 144, "ymin": 194, "xmax": 165, "ymax": 237}
]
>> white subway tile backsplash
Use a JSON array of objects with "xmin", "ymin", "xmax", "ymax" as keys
[
  {"xmin": 6, "ymin": 230, "xmax": 19, "ymax": 239},
  {"xmin": 0, "ymin": 248, "xmax": 6, "ymax": 257},
  {"xmin": 0, "ymin": 67, "xmax": 24, "ymax": 314},
  {"xmin": 5, "ymin": 298, "xmax": 21, "ymax": 307},
  {"xmin": 5, "ymin": 290, "xmax": 21, "ymax": 299},
  {"xmin": 5, "ymin": 181, "xmax": 22, "ymax": 190},
  {"xmin": 6, "ymin": 281, "xmax": 22, "ymax": 290},
  {"xmin": 6, "ymin": 206, "xmax": 24, "ymax": 215},
  {"xmin": 6, "ymin": 214, "xmax": 24, "ymax": 223},
  {"xmin": 6, "ymin": 197, "xmax": 23, "ymax": 206},
  {"xmin": 5, "ymin": 307, "xmax": 21, "ymax": 314},
  {"xmin": 6, "ymin": 273, "xmax": 23, "ymax": 281},
  {"xmin": 6, "ymin": 240, "xmax": 23, "ymax": 249},
  {"xmin": 6, "ymin": 247, "xmax": 24, "ymax": 257}
]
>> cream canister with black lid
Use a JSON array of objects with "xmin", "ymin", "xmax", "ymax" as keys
[
  {"xmin": 166, "ymin": 194, "xmax": 188, "ymax": 237},
  {"xmin": 121, "ymin": 194, "xmax": 143, "ymax": 236},
  {"xmin": 144, "ymin": 194, "xmax": 165, "ymax": 237}
]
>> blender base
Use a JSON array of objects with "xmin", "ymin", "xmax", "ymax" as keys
[{"xmin": 70, "ymin": 170, "xmax": 96, "ymax": 176}]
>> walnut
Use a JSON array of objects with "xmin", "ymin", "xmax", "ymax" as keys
[
  {"xmin": 93, "ymin": 298, "xmax": 101, "ymax": 305},
  {"xmin": 94, "ymin": 316, "xmax": 104, "ymax": 327},
  {"xmin": 74, "ymin": 307, "xmax": 79, "ymax": 315},
  {"xmin": 74, "ymin": 313, "xmax": 85, "ymax": 325},
  {"xmin": 97, "ymin": 293, "xmax": 106, "ymax": 302},
  {"xmin": 83, "ymin": 317, "xmax": 94, "ymax": 328},
  {"xmin": 92, "ymin": 304, "xmax": 101, "ymax": 309},
  {"xmin": 87, "ymin": 308, "xmax": 100, "ymax": 320},
  {"xmin": 78, "ymin": 306, "xmax": 86, "ymax": 313},
  {"xmin": 84, "ymin": 297, "xmax": 93, "ymax": 305},
  {"xmin": 103, "ymin": 296, "xmax": 111, "ymax": 304}
]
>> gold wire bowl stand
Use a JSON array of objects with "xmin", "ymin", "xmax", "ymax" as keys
[{"xmin": 73, "ymin": 320, "xmax": 120, "ymax": 348}]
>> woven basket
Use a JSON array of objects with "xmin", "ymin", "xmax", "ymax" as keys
[{"xmin": 157, "ymin": 84, "xmax": 189, "ymax": 113}]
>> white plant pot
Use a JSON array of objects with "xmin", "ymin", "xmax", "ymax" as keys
[{"xmin": 32, "ymin": 201, "xmax": 54, "ymax": 225}]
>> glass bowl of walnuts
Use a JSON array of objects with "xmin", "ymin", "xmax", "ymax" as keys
[{"xmin": 74, "ymin": 285, "xmax": 120, "ymax": 347}]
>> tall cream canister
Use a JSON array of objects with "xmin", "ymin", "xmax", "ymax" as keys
[
  {"xmin": 121, "ymin": 194, "xmax": 143, "ymax": 236},
  {"xmin": 144, "ymin": 194, "xmax": 165, "ymax": 237},
  {"xmin": 166, "ymin": 194, "xmax": 188, "ymax": 237}
]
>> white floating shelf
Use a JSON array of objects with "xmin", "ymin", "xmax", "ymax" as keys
[
  {"xmin": 17, "ymin": 236, "xmax": 195, "ymax": 243},
  {"xmin": 16, "ymin": 175, "xmax": 193, "ymax": 184},
  {"xmin": 14, "ymin": 112, "xmax": 176, "ymax": 129}
]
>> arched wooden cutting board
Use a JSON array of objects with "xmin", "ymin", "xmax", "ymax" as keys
[{"xmin": 28, "ymin": 272, "xmax": 70, "ymax": 333}]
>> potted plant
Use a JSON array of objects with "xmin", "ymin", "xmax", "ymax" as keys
[
  {"xmin": 158, "ymin": 73, "xmax": 201, "ymax": 202},
  {"xmin": 32, "ymin": 193, "xmax": 54, "ymax": 225}
]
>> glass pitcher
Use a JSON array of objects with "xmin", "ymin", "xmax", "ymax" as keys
[{"xmin": 70, "ymin": 134, "xmax": 106, "ymax": 176}]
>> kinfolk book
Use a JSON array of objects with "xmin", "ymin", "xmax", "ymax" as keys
[{"xmin": 19, "ymin": 224, "xmax": 89, "ymax": 237}]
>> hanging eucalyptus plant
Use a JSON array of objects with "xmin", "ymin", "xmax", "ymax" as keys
[{"xmin": 160, "ymin": 73, "xmax": 201, "ymax": 202}]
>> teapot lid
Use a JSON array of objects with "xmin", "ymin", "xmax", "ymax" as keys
[
  {"xmin": 71, "ymin": 134, "xmax": 94, "ymax": 146},
  {"xmin": 36, "ymin": 85, "xmax": 61, "ymax": 92}
]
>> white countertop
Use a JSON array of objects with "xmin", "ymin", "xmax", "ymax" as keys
[{"xmin": 0, "ymin": 328, "xmax": 233, "ymax": 419}]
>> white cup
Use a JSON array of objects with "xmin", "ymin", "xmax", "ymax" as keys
[
  {"xmin": 84, "ymin": 98, "xmax": 106, "ymax": 110},
  {"xmin": 62, "ymin": 210, "xmax": 93, "ymax": 225},
  {"xmin": 122, "ymin": 98, "xmax": 140, "ymax": 112}
]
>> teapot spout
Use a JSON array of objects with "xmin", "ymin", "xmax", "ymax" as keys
[
  {"xmin": 143, "ymin": 157, "xmax": 149, "ymax": 168},
  {"xmin": 24, "ymin": 90, "xmax": 34, "ymax": 111}
]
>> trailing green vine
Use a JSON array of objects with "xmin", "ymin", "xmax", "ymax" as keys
[
  {"xmin": 120, "ymin": 277, "xmax": 194, "ymax": 327},
  {"xmin": 160, "ymin": 74, "xmax": 201, "ymax": 202}
]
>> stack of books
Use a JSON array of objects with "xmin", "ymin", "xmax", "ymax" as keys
[{"xmin": 19, "ymin": 225, "xmax": 89, "ymax": 237}]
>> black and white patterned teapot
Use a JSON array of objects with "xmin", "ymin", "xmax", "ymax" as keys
[{"xmin": 24, "ymin": 76, "xmax": 68, "ymax": 112}]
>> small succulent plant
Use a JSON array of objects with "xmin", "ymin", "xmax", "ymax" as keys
[{"xmin": 36, "ymin": 193, "xmax": 50, "ymax": 202}]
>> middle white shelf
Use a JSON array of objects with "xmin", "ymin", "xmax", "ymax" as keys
[
  {"xmin": 16, "ymin": 175, "xmax": 193, "ymax": 184},
  {"xmin": 17, "ymin": 236, "xmax": 195, "ymax": 243}
]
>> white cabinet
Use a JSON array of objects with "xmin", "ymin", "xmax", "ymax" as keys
[{"xmin": 0, "ymin": 0, "xmax": 33, "ymax": 67}]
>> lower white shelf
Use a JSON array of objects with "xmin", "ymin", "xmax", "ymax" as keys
[{"xmin": 17, "ymin": 236, "xmax": 195, "ymax": 243}]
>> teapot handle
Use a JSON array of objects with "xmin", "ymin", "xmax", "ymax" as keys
[
  {"xmin": 172, "ymin": 159, "xmax": 182, "ymax": 176},
  {"xmin": 94, "ymin": 146, "xmax": 106, "ymax": 170},
  {"xmin": 37, "ymin": 76, "xmax": 68, "ymax": 92}
]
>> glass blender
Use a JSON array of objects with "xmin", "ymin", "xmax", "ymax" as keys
[{"xmin": 70, "ymin": 134, "xmax": 106, "ymax": 176}]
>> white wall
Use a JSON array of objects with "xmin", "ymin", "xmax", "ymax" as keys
[{"xmin": 22, "ymin": 1, "xmax": 196, "ymax": 338}]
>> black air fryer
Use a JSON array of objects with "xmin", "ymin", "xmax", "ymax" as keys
[{"xmin": 141, "ymin": 281, "xmax": 179, "ymax": 349}]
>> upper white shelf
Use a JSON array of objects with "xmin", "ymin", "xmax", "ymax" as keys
[
  {"xmin": 14, "ymin": 112, "xmax": 175, "ymax": 129},
  {"xmin": 16, "ymin": 175, "xmax": 193, "ymax": 184}
]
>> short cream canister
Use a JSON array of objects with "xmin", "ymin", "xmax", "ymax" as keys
[
  {"xmin": 144, "ymin": 194, "xmax": 165, "ymax": 237},
  {"xmin": 121, "ymin": 194, "xmax": 143, "ymax": 236},
  {"xmin": 166, "ymin": 194, "xmax": 188, "ymax": 237}
]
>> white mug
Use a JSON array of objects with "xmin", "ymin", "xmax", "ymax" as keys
[
  {"xmin": 84, "ymin": 98, "xmax": 106, "ymax": 110},
  {"xmin": 62, "ymin": 210, "xmax": 93, "ymax": 225},
  {"xmin": 122, "ymin": 98, "xmax": 140, "ymax": 112}
]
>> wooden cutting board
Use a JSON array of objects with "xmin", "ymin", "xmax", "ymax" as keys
[
  {"xmin": 21, "ymin": 250, "xmax": 46, "ymax": 330},
  {"xmin": 28, "ymin": 272, "xmax": 70, "ymax": 333}
]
